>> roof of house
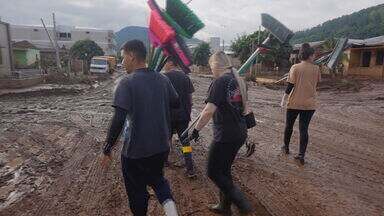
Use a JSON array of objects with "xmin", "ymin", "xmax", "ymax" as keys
[
  {"xmin": 12, "ymin": 39, "xmax": 70, "ymax": 52},
  {"xmin": 12, "ymin": 40, "xmax": 38, "ymax": 50},
  {"xmin": 293, "ymin": 35, "xmax": 384, "ymax": 51},
  {"xmin": 0, "ymin": 21, "xmax": 10, "ymax": 26},
  {"xmin": 293, "ymin": 41, "xmax": 325, "ymax": 50},
  {"xmin": 348, "ymin": 35, "xmax": 384, "ymax": 47}
]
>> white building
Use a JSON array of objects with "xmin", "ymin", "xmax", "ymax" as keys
[
  {"xmin": 10, "ymin": 25, "xmax": 116, "ymax": 55},
  {"xmin": 0, "ymin": 21, "xmax": 13, "ymax": 77},
  {"xmin": 209, "ymin": 37, "xmax": 221, "ymax": 53}
]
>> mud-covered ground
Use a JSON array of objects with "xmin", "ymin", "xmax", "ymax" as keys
[{"xmin": 1, "ymin": 72, "xmax": 383, "ymax": 216}]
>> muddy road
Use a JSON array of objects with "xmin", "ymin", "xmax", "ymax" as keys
[{"xmin": 1, "ymin": 73, "xmax": 383, "ymax": 216}]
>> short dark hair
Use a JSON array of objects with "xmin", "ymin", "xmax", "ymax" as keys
[
  {"xmin": 122, "ymin": 40, "xmax": 147, "ymax": 61},
  {"xmin": 166, "ymin": 57, "xmax": 178, "ymax": 66},
  {"xmin": 299, "ymin": 43, "xmax": 315, "ymax": 61}
]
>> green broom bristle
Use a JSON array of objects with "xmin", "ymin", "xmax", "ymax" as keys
[
  {"xmin": 161, "ymin": 11, "xmax": 190, "ymax": 38},
  {"xmin": 166, "ymin": 0, "xmax": 204, "ymax": 37}
]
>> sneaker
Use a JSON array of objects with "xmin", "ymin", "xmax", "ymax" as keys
[
  {"xmin": 294, "ymin": 155, "xmax": 305, "ymax": 165},
  {"xmin": 281, "ymin": 145, "xmax": 290, "ymax": 154},
  {"xmin": 209, "ymin": 192, "xmax": 232, "ymax": 215}
]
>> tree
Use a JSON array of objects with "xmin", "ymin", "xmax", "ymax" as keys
[
  {"xmin": 231, "ymin": 31, "xmax": 269, "ymax": 64},
  {"xmin": 193, "ymin": 42, "xmax": 211, "ymax": 66},
  {"xmin": 291, "ymin": 4, "xmax": 384, "ymax": 44},
  {"xmin": 70, "ymin": 39, "xmax": 104, "ymax": 66},
  {"xmin": 321, "ymin": 38, "xmax": 337, "ymax": 52},
  {"xmin": 231, "ymin": 30, "xmax": 292, "ymax": 69}
]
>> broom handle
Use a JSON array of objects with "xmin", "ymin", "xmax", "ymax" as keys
[
  {"xmin": 180, "ymin": 114, "xmax": 200, "ymax": 140},
  {"xmin": 156, "ymin": 56, "xmax": 169, "ymax": 72},
  {"xmin": 150, "ymin": 48, "xmax": 162, "ymax": 70},
  {"xmin": 238, "ymin": 36, "xmax": 271, "ymax": 75},
  {"xmin": 154, "ymin": 52, "xmax": 165, "ymax": 71}
]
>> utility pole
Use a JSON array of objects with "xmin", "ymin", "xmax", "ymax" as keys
[
  {"xmin": 52, "ymin": 13, "xmax": 62, "ymax": 71},
  {"xmin": 41, "ymin": 18, "xmax": 61, "ymax": 71}
]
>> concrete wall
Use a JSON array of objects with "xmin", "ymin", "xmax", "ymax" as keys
[
  {"xmin": 346, "ymin": 47, "xmax": 384, "ymax": 79},
  {"xmin": 0, "ymin": 22, "xmax": 12, "ymax": 77},
  {"xmin": 209, "ymin": 37, "xmax": 221, "ymax": 53},
  {"xmin": 14, "ymin": 49, "xmax": 40, "ymax": 68},
  {"xmin": 25, "ymin": 49, "xmax": 40, "ymax": 66},
  {"xmin": 11, "ymin": 25, "xmax": 116, "ymax": 55},
  {"xmin": 0, "ymin": 76, "xmax": 43, "ymax": 89},
  {"xmin": 11, "ymin": 25, "xmax": 53, "ymax": 41},
  {"xmin": 13, "ymin": 50, "xmax": 27, "ymax": 66},
  {"xmin": 347, "ymin": 66, "xmax": 384, "ymax": 78}
]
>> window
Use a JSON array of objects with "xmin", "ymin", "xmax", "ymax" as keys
[
  {"xmin": 33, "ymin": 29, "xmax": 39, "ymax": 32},
  {"xmin": 86, "ymin": 31, "xmax": 90, "ymax": 34},
  {"xmin": 361, "ymin": 51, "xmax": 371, "ymax": 67},
  {"xmin": 376, "ymin": 50, "xmax": 384, "ymax": 65},
  {"xmin": 91, "ymin": 59, "xmax": 107, "ymax": 65},
  {"xmin": 59, "ymin": 32, "xmax": 67, "ymax": 38},
  {"xmin": 68, "ymin": 33, "xmax": 71, "ymax": 38},
  {"xmin": 0, "ymin": 49, "xmax": 3, "ymax": 65}
]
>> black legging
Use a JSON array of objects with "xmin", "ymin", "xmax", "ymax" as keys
[
  {"xmin": 207, "ymin": 139, "xmax": 251, "ymax": 210},
  {"xmin": 284, "ymin": 109, "xmax": 315, "ymax": 158}
]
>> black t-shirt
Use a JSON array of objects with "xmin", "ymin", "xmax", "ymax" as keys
[
  {"xmin": 164, "ymin": 70, "xmax": 194, "ymax": 122},
  {"xmin": 113, "ymin": 68, "xmax": 179, "ymax": 159},
  {"xmin": 206, "ymin": 72, "xmax": 247, "ymax": 143}
]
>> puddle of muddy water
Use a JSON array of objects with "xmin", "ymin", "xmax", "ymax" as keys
[
  {"xmin": 0, "ymin": 190, "xmax": 24, "ymax": 210},
  {"xmin": 0, "ymin": 157, "xmax": 28, "ymax": 209}
]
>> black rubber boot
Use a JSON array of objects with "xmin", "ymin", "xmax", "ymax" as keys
[
  {"xmin": 184, "ymin": 153, "xmax": 197, "ymax": 178},
  {"xmin": 281, "ymin": 145, "xmax": 290, "ymax": 154},
  {"xmin": 209, "ymin": 192, "xmax": 232, "ymax": 215},
  {"xmin": 229, "ymin": 187, "xmax": 252, "ymax": 215},
  {"xmin": 294, "ymin": 155, "xmax": 305, "ymax": 165}
]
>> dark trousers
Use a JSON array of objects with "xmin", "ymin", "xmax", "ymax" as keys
[
  {"xmin": 171, "ymin": 120, "xmax": 194, "ymax": 170},
  {"xmin": 121, "ymin": 151, "xmax": 173, "ymax": 216},
  {"xmin": 207, "ymin": 139, "xmax": 249, "ymax": 209},
  {"xmin": 284, "ymin": 109, "xmax": 315, "ymax": 158}
]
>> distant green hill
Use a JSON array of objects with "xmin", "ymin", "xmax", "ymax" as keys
[
  {"xmin": 115, "ymin": 26, "xmax": 149, "ymax": 49},
  {"xmin": 291, "ymin": 4, "xmax": 384, "ymax": 44},
  {"xmin": 115, "ymin": 26, "xmax": 203, "ymax": 49}
]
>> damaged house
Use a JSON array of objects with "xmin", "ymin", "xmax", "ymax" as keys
[
  {"xmin": 344, "ymin": 36, "xmax": 384, "ymax": 79},
  {"xmin": 0, "ymin": 21, "xmax": 14, "ymax": 77}
]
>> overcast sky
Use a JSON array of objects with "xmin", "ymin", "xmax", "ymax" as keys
[{"xmin": 0, "ymin": 0, "xmax": 382, "ymax": 43}]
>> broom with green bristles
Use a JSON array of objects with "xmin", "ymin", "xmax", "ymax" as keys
[
  {"xmin": 147, "ymin": 0, "xmax": 204, "ymax": 72},
  {"xmin": 165, "ymin": 0, "xmax": 204, "ymax": 38}
]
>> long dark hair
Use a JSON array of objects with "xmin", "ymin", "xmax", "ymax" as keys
[{"xmin": 299, "ymin": 43, "xmax": 315, "ymax": 61}]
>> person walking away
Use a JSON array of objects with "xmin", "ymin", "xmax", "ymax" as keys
[
  {"xmin": 163, "ymin": 58, "xmax": 196, "ymax": 178},
  {"xmin": 181, "ymin": 51, "xmax": 252, "ymax": 215},
  {"xmin": 100, "ymin": 40, "xmax": 180, "ymax": 216},
  {"xmin": 280, "ymin": 43, "xmax": 321, "ymax": 165}
]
